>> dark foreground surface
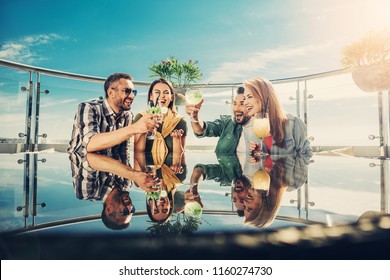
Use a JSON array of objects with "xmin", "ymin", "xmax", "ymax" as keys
[{"xmin": 2, "ymin": 214, "xmax": 390, "ymax": 260}]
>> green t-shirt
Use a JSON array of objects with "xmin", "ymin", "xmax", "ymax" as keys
[
  {"xmin": 196, "ymin": 115, "xmax": 243, "ymax": 154},
  {"xmin": 194, "ymin": 154, "xmax": 242, "ymax": 186}
]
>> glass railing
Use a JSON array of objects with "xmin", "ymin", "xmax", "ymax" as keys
[{"xmin": 1, "ymin": 58, "xmax": 389, "ymax": 157}]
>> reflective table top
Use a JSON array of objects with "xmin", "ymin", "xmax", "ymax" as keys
[{"xmin": 1, "ymin": 150, "xmax": 390, "ymax": 259}]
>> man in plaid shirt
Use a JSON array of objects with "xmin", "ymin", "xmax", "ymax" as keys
[{"xmin": 68, "ymin": 72, "xmax": 160, "ymax": 156}]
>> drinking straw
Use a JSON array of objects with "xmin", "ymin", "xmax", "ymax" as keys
[{"xmin": 154, "ymin": 93, "xmax": 161, "ymax": 108}]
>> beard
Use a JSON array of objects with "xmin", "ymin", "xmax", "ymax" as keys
[
  {"xmin": 112, "ymin": 189, "xmax": 130, "ymax": 204},
  {"xmin": 115, "ymin": 96, "xmax": 132, "ymax": 112},
  {"xmin": 235, "ymin": 114, "xmax": 250, "ymax": 125}
]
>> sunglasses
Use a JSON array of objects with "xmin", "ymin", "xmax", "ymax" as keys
[
  {"xmin": 124, "ymin": 88, "xmax": 137, "ymax": 96},
  {"xmin": 237, "ymin": 86, "xmax": 244, "ymax": 94},
  {"xmin": 111, "ymin": 87, "xmax": 137, "ymax": 96}
]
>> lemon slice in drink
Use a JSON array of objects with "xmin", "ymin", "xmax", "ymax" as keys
[
  {"xmin": 184, "ymin": 201, "xmax": 203, "ymax": 217},
  {"xmin": 186, "ymin": 90, "xmax": 203, "ymax": 105},
  {"xmin": 161, "ymin": 107, "xmax": 168, "ymax": 114}
]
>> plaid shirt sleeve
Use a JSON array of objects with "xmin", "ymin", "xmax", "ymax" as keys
[
  {"xmin": 68, "ymin": 102, "xmax": 101, "ymax": 156},
  {"xmin": 69, "ymin": 152, "xmax": 100, "ymax": 200}
]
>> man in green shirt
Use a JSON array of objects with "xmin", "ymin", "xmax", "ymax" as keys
[{"xmin": 184, "ymin": 88, "xmax": 252, "ymax": 154}]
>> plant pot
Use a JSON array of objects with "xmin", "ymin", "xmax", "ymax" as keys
[
  {"xmin": 352, "ymin": 63, "xmax": 390, "ymax": 92},
  {"xmin": 174, "ymin": 87, "xmax": 188, "ymax": 106}
]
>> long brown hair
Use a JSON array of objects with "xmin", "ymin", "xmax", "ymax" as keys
[
  {"xmin": 146, "ymin": 191, "xmax": 174, "ymax": 224},
  {"xmin": 244, "ymin": 77, "xmax": 287, "ymax": 147}
]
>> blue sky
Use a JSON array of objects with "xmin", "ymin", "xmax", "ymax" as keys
[
  {"xmin": 1, "ymin": 0, "xmax": 390, "ymax": 147},
  {"xmin": 2, "ymin": 0, "xmax": 389, "ymax": 82}
]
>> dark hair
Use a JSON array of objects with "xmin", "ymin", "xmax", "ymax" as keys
[
  {"xmin": 146, "ymin": 191, "xmax": 174, "ymax": 224},
  {"xmin": 148, "ymin": 78, "xmax": 176, "ymax": 112},
  {"xmin": 104, "ymin": 72, "xmax": 133, "ymax": 98},
  {"xmin": 233, "ymin": 176, "xmax": 251, "ymax": 217},
  {"xmin": 236, "ymin": 210, "xmax": 244, "ymax": 217},
  {"xmin": 235, "ymin": 175, "xmax": 252, "ymax": 189},
  {"xmin": 101, "ymin": 206, "xmax": 130, "ymax": 230},
  {"xmin": 237, "ymin": 86, "xmax": 245, "ymax": 94}
]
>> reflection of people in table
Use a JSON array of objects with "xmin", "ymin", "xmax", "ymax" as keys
[
  {"xmin": 190, "ymin": 154, "xmax": 245, "ymax": 215},
  {"xmin": 134, "ymin": 152, "xmax": 186, "ymax": 224},
  {"xmin": 191, "ymin": 154, "xmax": 242, "ymax": 186},
  {"xmin": 173, "ymin": 183, "xmax": 204, "ymax": 218},
  {"xmin": 232, "ymin": 175, "xmax": 252, "ymax": 217},
  {"xmin": 244, "ymin": 155, "xmax": 309, "ymax": 228},
  {"xmin": 69, "ymin": 152, "xmax": 159, "ymax": 230}
]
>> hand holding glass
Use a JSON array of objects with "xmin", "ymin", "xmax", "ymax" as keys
[
  {"xmin": 146, "ymin": 105, "xmax": 162, "ymax": 140},
  {"xmin": 146, "ymin": 165, "xmax": 161, "ymax": 190},
  {"xmin": 186, "ymin": 89, "xmax": 203, "ymax": 122},
  {"xmin": 253, "ymin": 113, "xmax": 270, "ymax": 156}
]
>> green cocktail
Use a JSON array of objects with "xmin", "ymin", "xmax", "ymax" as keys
[{"xmin": 185, "ymin": 90, "xmax": 203, "ymax": 105}]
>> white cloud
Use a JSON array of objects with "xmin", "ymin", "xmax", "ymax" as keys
[
  {"xmin": 122, "ymin": 44, "xmax": 137, "ymax": 50},
  {"xmin": 207, "ymin": 43, "xmax": 334, "ymax": 83},
  {"xmin": 202, "ymin": 89, "xmax": 232, "ymax": 98},
  {"xmin": 40, "ymin": 98, "xmax": 79, "ymax": 108},
  {"xmin": 0, "ymin": 33, "xmax": 68, "ymax": 63},
  {"xmin": 0, "ymin": 95, "xmax": 26, "ymax": 110},
  {"xmin": 0, "ymin": 114, "xmax": 26, "ymax": 124},
  {"xmin": 107, "ymin": 44, "xmax": 138, "ymax": 53},
  {"xmin": 22, "ymin": 34, "xmax": 67, "ymax": 45},
  {"xmin": 0, "ymin": 43, "xmax": 33, "ymax": 62}
]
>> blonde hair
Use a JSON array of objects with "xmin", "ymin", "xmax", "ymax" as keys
[
  {"xmin": 245, "ymin": 158, "xmax": 288, "ymax": 228},
  {"xmin": 243, "ymin": 77, "xmax": 287, "ymax": 147}
]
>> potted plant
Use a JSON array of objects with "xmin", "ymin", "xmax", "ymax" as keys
[
  {"xmin": 341, "ymin": 29, "xmax": 390, "ymax": 92},
  {"xmin": 148, "ymin": 56, "xmax": 202, "ymax": 105}
]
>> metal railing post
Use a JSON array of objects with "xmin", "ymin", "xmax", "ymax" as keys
[
  {"xmin": 303, "ymin": 80, "xmax": 308, "ymax": 127},
  {"xmin": 377, "ymin": 91, "xmax": 389, "ymax": 158},
  {"xmin": 33, "ymin": 73, "xmax": 41, "ymax": 151},
  {"xmin": 31, "ymin": 154, "xmax": 46, "ymax": 224},
  {"xmin": 305, "ymin": 181, "xmax": 309, "ymax": 219},
  {"xmin": 16, "ymin": 154, "xmax": 31, "ymax": 228},
  {"xmin": 296, "ymin": 81, "xmax": 301, "ymax": 119},
  {"xmin": 385, "ymin": 90, "xmax": 390, "ymax": 157},
  {"xmin": 24, "ymin": 72, "xmax": 34, "ymax": 152},
  {"xmin": 380, "ymin": 159, "xmax": 389, "ymax": 213},
  {"xmin": 386, "ymin": 90, "xmax": 390, "ymax": 157}
]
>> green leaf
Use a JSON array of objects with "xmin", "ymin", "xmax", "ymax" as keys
[{"xmin": 148, "ymin": 56, "xmax": 202, "ymax": 87}]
